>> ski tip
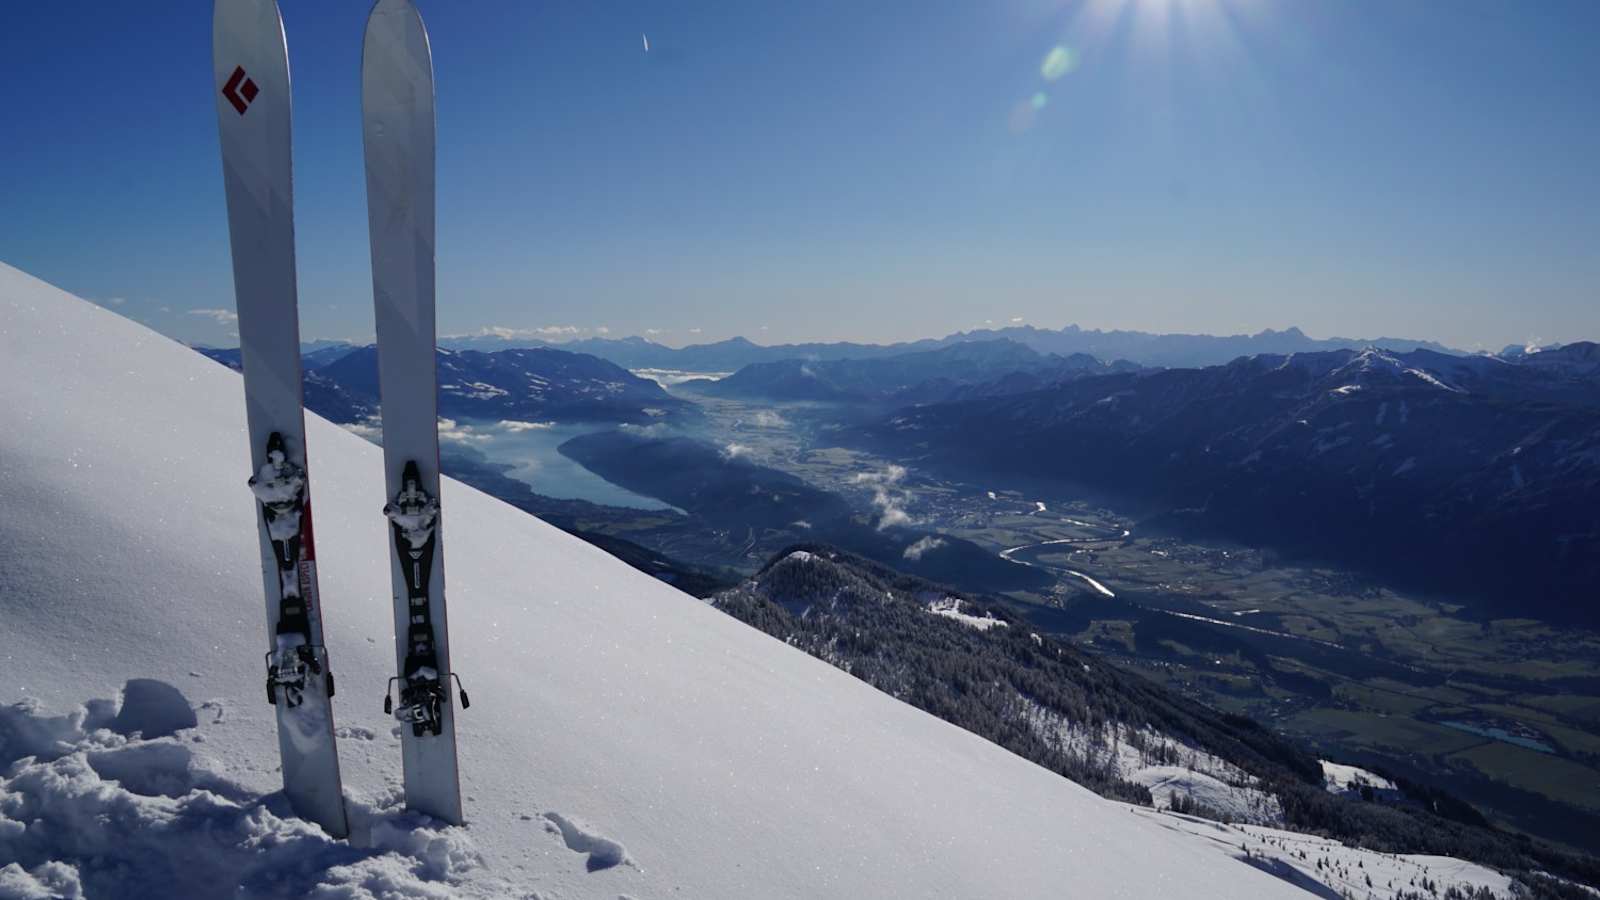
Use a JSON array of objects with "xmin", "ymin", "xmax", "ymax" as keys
[
  {"xmin": 362, "ymin": 0, "xmax": 432, "ymax": 84},
  {"xmin": 365, "ymin": 0, "xmax": 426, "ymax": 31},
  {"xmin": 213, "ymin": 0, "xmax": 288, "ymax": 90}
]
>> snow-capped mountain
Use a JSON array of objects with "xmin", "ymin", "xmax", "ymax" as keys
[
  {"xmin": 851, "ymin": 345, "xmax": 1600, "ymax": 626},
  {"xmin": 681, "ymin": 339, "xmax": 1134, "ymax": 405},
  {"xmin": 439, "ymin": 324, "xmax": 1464, "ymax": 372},
  {"xmin": 201, "ymin": 343, "xmax": 692, "ymax": 426},
  {"xmin": 324, "ymin": 345, "xmax": 692, "ymax": 425}
]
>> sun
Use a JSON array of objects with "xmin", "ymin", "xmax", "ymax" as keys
[{"xmin": 1070, "ymin": 0, "xmax": 1263, "ymax": 59}]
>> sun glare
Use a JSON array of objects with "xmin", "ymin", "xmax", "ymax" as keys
[{"xmin": 1009, "ymin": 0, "xmax": 1266, "ymax": 135}]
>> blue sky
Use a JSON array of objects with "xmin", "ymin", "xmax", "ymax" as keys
[{"xmin": 2, "ymin": 0, "xmax": 1596, "ymax": 350}]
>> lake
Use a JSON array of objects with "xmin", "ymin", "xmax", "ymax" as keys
[{"xmin": 458, "ymin": 420, "xmax": 679, "ymax": 511}]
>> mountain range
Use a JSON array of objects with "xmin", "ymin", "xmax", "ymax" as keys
[
  {"xmin": 849, "ymin": 344, "xmax": 1600, "ymax": 626},
  {"xmin": 439, "ymin": 323, "xmax": 1468, "ymax": 371},
  {"xmin": 200, "ymin": 343, "xmax": 690, "ymax": 425},
  {"xmin": 681, "ymin": 339, "xmax": 1139, "ymax": 404}
]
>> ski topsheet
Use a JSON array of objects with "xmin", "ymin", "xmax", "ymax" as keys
[
  {"xmin": 213, "ymin": 0, "xmax": 349, "ymax": 838},
  {"xmin": 362, "ymin": 0, "xmax": 466, "ymax": 825}
]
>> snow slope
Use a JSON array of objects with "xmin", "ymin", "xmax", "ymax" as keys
[
  {"xmin": 0, "ymin": 263, "xmax": 1317, "ymax": 898},
  {"xmin": 1136, "ymin": 808, "xmax": 1515, "ymax": 900}
]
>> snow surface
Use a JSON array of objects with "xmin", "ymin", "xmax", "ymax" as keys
[
  {"xmin": 926, "ymin": 597, "xmax": 1008, "ymax": 631},
  {"xmin": 0, "ymin": 263, "xmax": 1427, "ymax": 898},
  {"xmin": 1320, "ymin": 760, "xmax": 1398, "ymax": 796},
  {"xmin": 1136, "ymin": 808, "xmax": 1515, "ymax": 900},
  {"xmin": 1017, "ymin": 706, "xmax": 1282, "ymax": 828}
]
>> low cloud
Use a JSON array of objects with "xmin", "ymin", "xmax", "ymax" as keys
[
  {"xmin": 498, "ymin": 420, "xmax": 553, "ymax": 433},
  {"xmin": 645, "ymin": 328, "xmax": 666, "ymax": 336},
  {"xmin": 688, "ymin": 327, "xmax": 703, "ymax": 335},
  {"xmin": 437, "ymin": 418, "xmax": 491, "ymax": 443},
  {"xmin": 853, "ymin": 464, "xmax": 913, "ymax": 530},
  {"xmin": 449, "ymin": 324, "xmax": 583, "ymax": 341},
  {"xmin": 595, "ymin": 326, "xmax": 610, "ymax": 335},
  {"xmin": 342, "ymin": 418, "xmax": 383, "ymax": 443},
  {"xmin": 1010, "ymin": 316, "xmax": 1024, "ymax": 324},
  {"xmin": 619, "ymin": 422, "xmax": 672, "ymax": 438},
  {"xmin": 103, "ymin": 297, "xmax": 127, "ymax": 307},
  {"xmin": 902, "ymin": 535, "xmax": 947, "ymax": 560},
  {"xmin": 188, "ymin": 308, "xmax": 238, "ymax": 325},
  {"xmin": 750, "ymin": 410, "xmax": 788, "ymax": 428},
  {"xmin": 721, "ymin": 442, "xmax": 751, "ymax": 459}
]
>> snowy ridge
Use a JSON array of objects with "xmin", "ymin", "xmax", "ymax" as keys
[
  {"xmin": 0, "ymin": 262, "xmax": 1318, "ymax": 897},
  {"xmin": 1327, "ymin": 347, "xmax": 1466, "ymax": 393}
]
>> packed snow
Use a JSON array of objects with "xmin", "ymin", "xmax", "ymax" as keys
[{"xmin": 0, "ymin": 263, "xmax": 1495, "ymax": 898}]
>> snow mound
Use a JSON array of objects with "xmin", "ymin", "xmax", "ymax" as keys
[
  {"xmin": 543, "ymin": 812, "xmax": 632, "ymax": 872},
  {"xmin": 0, "ymin": 261, "xmax": 1313, "ymax": 897}
]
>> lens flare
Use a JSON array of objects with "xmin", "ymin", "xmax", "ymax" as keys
[{"xmin": 1040, "ymin": 46, "xmax": 1079, "ymax": 81}]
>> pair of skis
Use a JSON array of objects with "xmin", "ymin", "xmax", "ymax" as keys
[{"xmin": 213, "ymin": 0, "xmax": 465, "ymax": 836}]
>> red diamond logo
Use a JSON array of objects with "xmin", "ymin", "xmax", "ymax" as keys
[{"xmin": 222, "ymin": 66, "xmax": 259, "ymax": 115}]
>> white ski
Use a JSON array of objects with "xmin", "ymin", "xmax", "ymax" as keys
[
  {"xmin": 213, "ymin": 0, "xmax": 349, "ymax": 838},
  {"xmin": 362, "ymin": 0, "xmax": 467, "ymax": 825}
]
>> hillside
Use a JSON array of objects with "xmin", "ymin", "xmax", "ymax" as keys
[{"xmin": 0, "ymin": 264, "xmax": 1341, "ymax": 897}]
